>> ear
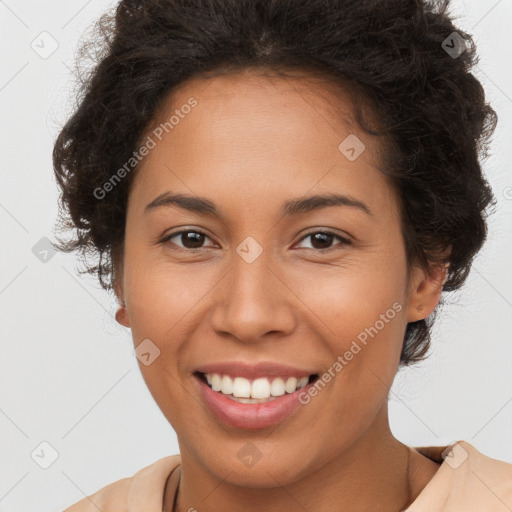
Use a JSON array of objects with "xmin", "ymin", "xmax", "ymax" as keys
[
  {"xmin": 405, "ymin": 262, "xmax": 449, "ymax": 323},
  {"xmin": 113, "ymin": 272, "xmax": 131, "ymax": 328},
  {"xmin": 115, "ymin": 304, "xmax": 131, "ymax": 327}
]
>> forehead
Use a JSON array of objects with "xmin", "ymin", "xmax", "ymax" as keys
[
  {"xmin": 149, "ymin": 68, "xmax": 369, "ymax": 155},
  {"xmin": 129, "ymin": 69, "xmax": 396, "ymax": 220}
]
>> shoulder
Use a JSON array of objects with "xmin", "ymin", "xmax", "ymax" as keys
[
  {"xmin": 408, "ymin": 440, "xmax": 512, "ymax": 511},
  {"xmin": 458, "ymin": 440, "xmax": 512, "ymax": 501},
  {"xmin": 63, "ymin": 454, "xmax": 181, "ymax": 512}
]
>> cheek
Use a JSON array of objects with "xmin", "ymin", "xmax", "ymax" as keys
[
  {"xmin": 122, "ymin": 259, "xmax": 218, "ymax": 405},
  {"xmin": 333, "ymin": 297, "xmax": 406, "ymax": 416},
  {"xmin": 283, "ymin": 254, "xmax": 407, "ymax": 337},
  {"xmin": 124, "ymin": 258, "xmax": 218, "ymax": 338},
  {"xmin": 284, "ymin": 255, "xmax": 407, "ymax": 389}
]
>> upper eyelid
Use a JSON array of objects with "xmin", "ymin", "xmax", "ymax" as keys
[
  {"xmin": 165, "ymin": 229, "xmax": 217, "ymax": 246},
  {"xmin": 298, "ymin": 229, "xmax": 349, "ymax": 240},
  {"xmin": 295, "ymin": 230, "xmax": 351, "ymax": 247}
]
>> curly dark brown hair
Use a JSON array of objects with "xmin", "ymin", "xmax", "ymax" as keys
[{"xmin": 52, "ymin": 0, "xmax": 497, "ymax": 366}]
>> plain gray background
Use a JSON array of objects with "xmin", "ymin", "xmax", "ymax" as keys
[{"xmin": 1, "ymin": 0, "xmax": 511, "ymax": 510}]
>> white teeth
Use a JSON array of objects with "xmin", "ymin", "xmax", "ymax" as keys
[
  {"xmin": 211, "ymin": 373, "xmax": 222, "ymax": 391},
  {"xmin": 203, "ymin": 373, "xmax": 311, "ymax": 399},
  {"xmin": 227, "ymin": 395, "xmax": 279, "ymax": 404},
  {"xmin": 221, "ymin": 375, "xmax": 233, "ymax": 395},
  {"xmin": 270, "ymin": 377, "xmax": 285, "ymax": 396},
  {"xmin": 284, "ymin": 377, "xmax": 298, "ymax": 393},
  {"xmin": 232, "ymin": 377, "xmax": 251, "ymax": 398},
  {"xmin": 297, "ymin": 376, "xmax": 309, "ymax": 389},
  {"xmin": 251, "ymin": 377, "xmax": 271, "ymax": 399}
]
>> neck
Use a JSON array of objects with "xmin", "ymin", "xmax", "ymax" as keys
[{"xmin": 168, "ymin": 406, "xmax": 413, "ymax": 512}]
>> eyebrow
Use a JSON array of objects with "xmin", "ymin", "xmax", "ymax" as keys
[
  {"xmin": 145, "ymin": 192, "xmax": 218, "ymax": 216},
  {"xmin": 144, "ymin": 191, "xmax": 372, "ymax": 218},
  {"xmin": 282, "ymin": 193, "xmax": 371, "ymax": 217}
]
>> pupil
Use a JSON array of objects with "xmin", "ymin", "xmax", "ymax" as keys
[
  {"xmin": 312, "ymin": 233, "xmax": 333, "ymax": 249},
  {"xmin": 182, "ymin": 232, "xmax": 205, "ymax": 248}
]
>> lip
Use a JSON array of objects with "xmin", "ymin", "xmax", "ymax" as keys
[
  {"xmin": 194, "ymin": 373, "xmax": 318, "ymax": 429},
  {"xmin": 193, "ymin": 360, "xmax": 317, "ymax": 380}
]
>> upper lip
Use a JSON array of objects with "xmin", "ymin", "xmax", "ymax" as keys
[{"xmin": 193, "ymin": 361, "xmax": 318, "ymax": 380}]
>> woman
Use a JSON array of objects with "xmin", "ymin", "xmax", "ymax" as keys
[{"xmin": 53, "ymin": 0, "xmax": 512, "ymax": 510}]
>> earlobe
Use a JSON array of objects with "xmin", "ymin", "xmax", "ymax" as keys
[
  {"xmin": 112, "ymin": 271, "xmax": 130, "ymax": 327},
  {"xmin": 115, "ymin": 304, "xmax": 131, "ymax": 327},
  {"xmin": 406, "ymin": 263, "xmax": 448, "ymax": 323}
]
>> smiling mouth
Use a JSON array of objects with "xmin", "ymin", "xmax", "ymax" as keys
[{"xmin": 195, "ymin": 371, "xmax": 319, "ymax": 403}]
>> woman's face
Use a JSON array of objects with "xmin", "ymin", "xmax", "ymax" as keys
[{"xmin": 116, "ymin": 69, "xmax": 440, "ymax": 485}]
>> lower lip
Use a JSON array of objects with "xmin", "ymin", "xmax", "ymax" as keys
[{"xmin": 194, "ymin": 374, "xmax": 315, "ymax": 429}]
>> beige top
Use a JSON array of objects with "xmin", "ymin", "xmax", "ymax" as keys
[{"xmin": 63, "ymin": 440, "xmax": 512, "ymax": 511}]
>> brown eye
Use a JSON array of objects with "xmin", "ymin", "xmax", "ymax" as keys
[
  {"xmin": 164, "ymin": 230, "xmax": 214, "ymax": 249},
  {"xmin": 180, "ymin": 231, "xmax": 206, "ymax": 248},
  {"xmin": 296, "ymin": 231, "xmax": 350, "ymax": 250},
  {"xmin": 311, "ymin": 233, "xmax": 334, "ymax": 249}
]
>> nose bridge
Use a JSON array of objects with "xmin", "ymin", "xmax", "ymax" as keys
[
  {"xmin": 211, "ymin": 240, "xmax": 295, "ymax": 341},
  {"xmin": 231, "ymin": 247, "xmax": 272, "ymax": 302}
]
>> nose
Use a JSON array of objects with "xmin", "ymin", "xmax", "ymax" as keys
[{"xmin": 210, "ymin": 249, "xmax": 297, "ymax": 343}]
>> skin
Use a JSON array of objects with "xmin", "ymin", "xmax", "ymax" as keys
[{"xmin": 115, "ymin": 68, "xmax": 447, "ymax": 512}]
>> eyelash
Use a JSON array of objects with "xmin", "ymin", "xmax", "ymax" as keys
[
  {"xmin": 160, "ymin": 230, "xmax": 217, "ymax": 252},
  {"xmin": 160, "ymin": 229, "xmax": 351, "ymax": 252},
  {"xmin": 295, "ymin": 230, "xmax": 351, "ymax": 250}
]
